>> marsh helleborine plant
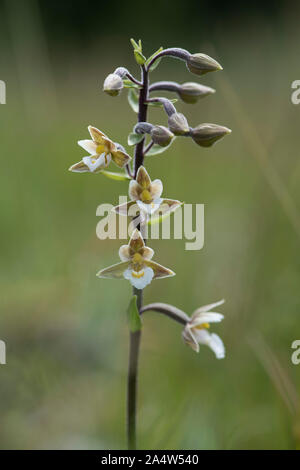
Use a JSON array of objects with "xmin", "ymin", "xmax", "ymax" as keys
[{"xmin": 69, "ymin": 39, "xmax": 231, "ymax": 449}]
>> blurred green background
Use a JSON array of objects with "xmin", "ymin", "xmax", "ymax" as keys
[{"xmin": 0, "ymin": 0, "xmax": 300, "ymax": 450}]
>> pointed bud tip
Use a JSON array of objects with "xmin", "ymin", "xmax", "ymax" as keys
[
  {"xmin": 191, "ymin": 123, "xmax": 232, "ymax": 147},
  {"xmin": 187, "ymin": 53, "xmax": 223, "ymax": 76}
]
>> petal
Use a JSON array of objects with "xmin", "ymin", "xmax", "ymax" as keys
[
  {"xmin": 149, "ymin": 198, "xmax": 179, "ymax": 219},
  {"xmin": 209, "ymin": 333, "xmax": 225, "ymax": 359},
  {"xmin": 145, "ymin": 260, "xmax": 175, "ymax": 279},
  {"xmin": 158, "ymin": 199, "xmax": 182, "ymax": 215},
  {"xmin": 194, "ymin": 299, "xmax": 225, "ymax": 314},
  {"xmin": 129, "ymin": 180, "xmax": 141, "ymax": 201},
  {"xmin": 150, "ymin": 179, "xmax": 163, "ymax": 199},
  {"xmin": 78, "ymin": 139, "xmax": 98, "ymax": 155},
  {"xmin": 119, "ymin": 245, "xmax": 131, "ymax": 261},
  {"xmin": 190, "ymin": 312, "xmax": 224, "ymax": 327},
  {"xmin": 112, "ymin": 200, "xmax": 136, "ymax": 216},
  {"xmin": 129, "ymin": 229, "xmax": 145, "ymax": 252},
  {"xmin": 111, "ymin": 150, "xmax": 131, "ymax": 168},
  {"xmin": 82, "ymin": 155, "xmax": 106, "ymax": 172},
  {"xmin": 136, "ymin": 166, "xmax": 151, "ymax": 188},
  {"xmin": 123, "ymin": 266, "xmax": 154, "ymax": 289},
  {"xmin": 141, "ymin": 246, "xmax": 154, "ymax": 260},
  {"xmin": 193, "ymin": 328, "xmax": 211, "ymax": 345},
  {"xmin": 136, "ymin": 200, "xmax": 159, "ymax": 216},
  {"xmin": 193, "ymin": 330, "xmax": 225, "ymax": 359},
  {"xmin": 88, "ymin": 125, "xmax": 108, "ymax": 144},
  {"xmin": 182, "ymin": 326, "xmax": 199, "ymax": 352},
  {"xmin": 97, "ymin": 261, "xmax": 130, "ymax": 279},
  {"xmin": 69, "ymin": 160, "xmax": 89, "ymax": 173}
]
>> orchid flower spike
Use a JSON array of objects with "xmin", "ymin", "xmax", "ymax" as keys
[
  {"xmin": 113, "ymin": 166, "xmax": 181, "ymax": 220},
  {"xmin": 69, "ymin": 126, "xmax": 131, "ymax": 173},
  {"xmin": 97, "ymin": 229, "xmax": 175, "ymax": 289},
  {"xmin": 182, "ymin": 300, "xmax": 225, "ymax": 358}
]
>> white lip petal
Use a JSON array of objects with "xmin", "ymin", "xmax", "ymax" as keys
[
  {"xmin": 208, "ymin": 333, "xmax": 225, "ymax": 359},
  {"xmin": 193, "ymin": 329, "xmax": 225, "ymax": 359},
  {"xmin": 78, "ymin": 139, "xmax": 98, "ymax": 155},
  {"xmin": 82, "ymin": 155, "xmax": 105, "ymax": 172},
  {"xmin": 137, "ymin": 199, "xmax": 162, "ymax": 216},
  {"xmin": 193, "ymin": 328, "xmax": 211, "ymax": 345},
  {"xmin": 123, "ymin": 266, "xmax": 154, "ymax": 289},
  {"xmin": 190, "ymin": 312, "xmax": 224, "ymax": 326},
  {"xmin": 194, "ymin": 299, "xmax": 225, "ymax": 314}
]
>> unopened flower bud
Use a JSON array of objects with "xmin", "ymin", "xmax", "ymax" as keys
[
  {"xmin": 178, "ymin": 82, "xmax": 215, "ymax": 104},
  {"xmin": 168, "ymin": 113, "xmax": 189, "ymax": 136},
  {"xmin": 191, "ymin": 123, "xmax": 231, "ymax": 147},
  {"xmin": 103, "ymin": 73, "xmax": 123, "ymax": 96},
  {"xmin": 150, "ymin": 125, "xmax": 174, "ymax": 147},
  {"xmin": 187, "ymin": 53, "xmax": 223, "ymax": 76}
]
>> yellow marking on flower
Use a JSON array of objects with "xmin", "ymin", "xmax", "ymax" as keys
[
  {"xmin": 96, "ymin": 144, "xmax": 106, "ymax": 154},
  {"xmin": 132, "ymin": 270, "xmax": 145, "ymax": 278},
  {"xmin": 92, "ymin": 159, "xmax": 96, "ymax": 164},
  {"xmin": 132, "ymin": 253, "xmax": 143, "ymax": 264},
  {"xmin": 141, "ymin": 189, "xmax": 152, "ymax": 203},
  {"xmin": 195, "ymin": 323, "xmax": 210, "ymax": 330}
]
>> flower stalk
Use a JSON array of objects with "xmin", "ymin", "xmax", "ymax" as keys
[
  {"xmin": 134, "ymin": 65, "xmax": 149, "ymax": 176},
  {"xmin": 127, "ymin": 288, "xmax": 142, "ymax": 450}
]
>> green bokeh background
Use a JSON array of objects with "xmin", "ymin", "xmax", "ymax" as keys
[{"xmin": 0, "ymin": 0, "xmax": 300, "ymax": 450}]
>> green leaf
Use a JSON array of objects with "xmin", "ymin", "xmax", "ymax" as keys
[
  {"xmin": 128, "ymin": 89, "xmax": 139, "ymax": 113},
  {"xmin": 123, "ymin": 79, "xmax": 141, "ymax": 89},
  {"xmin": 134, "ymin": 50, "xmax": 146, "ymax": 65},
  {"xmin": 127, "ymin": 295, "xmax": 142, "ymax": 332},
  {"xmin": 130, "ymin": 38, "xmax": 140, "ymax": 50},
  {"xmin": 146, "ymin": 46, "xmax": 164, "ymax": 71},
  {"xmin": 149, "ymin": 57, "xmax": 162, "ymax": 72},
  {"xmin": 146, "ymin": 138, "xmax": 176, "ymax": 156},
  {"xmin": 128, "ymin": 132, "xmax": 144, "ymax": 146},
  {"xmin": 99, "ymin": 170, "xmax": 131, "ymax": 181}
]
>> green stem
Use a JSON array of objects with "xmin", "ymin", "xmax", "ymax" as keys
[{"xmin": 127, "ymin": 288, "xmax": 143, "ymax": 450}]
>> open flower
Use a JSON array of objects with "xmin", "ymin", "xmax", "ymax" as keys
[
  {"xmin": 113, "ymin": 166, "xmax": 181, "ymax": 219},
  {"xmin": 182, "ymin": 300, "xmax": 225, "ymax": 358},
  {"xmin": 69, "ymin": 126, "xmax": 131, "ymax": 173},
  {"xmin": 97, "ymin": 229, "xmax": 175, "ymax": 289}
]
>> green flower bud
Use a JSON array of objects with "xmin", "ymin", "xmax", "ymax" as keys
[
  {"xmin": 103, "ymin": 73, "xmax": 123, "ymax": 96},
  {"xmin": 187, "ymin": 53, "xmax": 223, "ymax": 76},
  {"xmin": 178, "ymin": 82, "xmax": 215, "ymax": 104},
  {"xmin": 168, "ymin": 113, "xmax": 189, "ymax": 136},
  {"xmin": 191, "ymin": 123, "xmax": 231, "ymax": 147},
  {"xmin": 150, "ymin": 125, "xmax": 174, "ymax": 147}
]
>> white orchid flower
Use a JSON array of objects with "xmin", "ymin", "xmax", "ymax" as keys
[
  {"xmin": 182, "ymin": 300, "xmax": 225, "ymax": 359},
  {"xmin": 69, "ymin": 125, "xmax": 131, "ymax": 173},
  {"xmin": 97, "ymin": 229, "xmax": 175, "ymax": 290},
  {"xmin": 113, "ymin": 166, "xmax": 181, "ymax": 219}
]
